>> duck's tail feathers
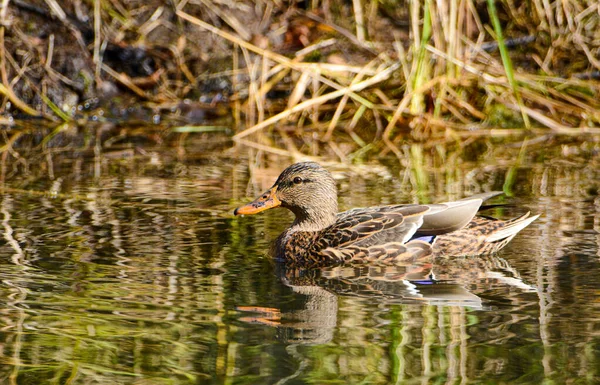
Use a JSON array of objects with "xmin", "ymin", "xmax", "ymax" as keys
[{"xmin": 485, "ymin": 212, "xmax": 540, "ymax": 243}]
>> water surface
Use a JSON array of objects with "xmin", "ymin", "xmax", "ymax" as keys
[{"xmin": 0, "ymin": 129, "xmax": 599, "ymax": 384}]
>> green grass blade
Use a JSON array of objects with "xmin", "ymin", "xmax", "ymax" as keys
[{"xmin": 486, "ymin": 0, "xmax": 530, "ymax": 128}]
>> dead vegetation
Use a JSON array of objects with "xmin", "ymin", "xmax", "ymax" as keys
[{"xmin": 1, "ymin": 0, "xmax": 600, "ymax": 159}]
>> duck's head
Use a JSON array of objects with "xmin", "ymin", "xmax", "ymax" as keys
[{"xmin": 234, "ymin": 162, "xmax": 338, "ymax": 231}]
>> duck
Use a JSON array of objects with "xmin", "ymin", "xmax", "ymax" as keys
[{"xmin": 234, "ymin": 162, "xmax": 539, "ymax": 266}]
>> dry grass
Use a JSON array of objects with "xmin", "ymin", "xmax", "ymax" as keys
[
  {"xmin": 179, "ymin": 0, "xmax": 600, "ymax": 158},
  {"xmin": 1, "ymin": 0, "xmax": 600, "ymax": 160}
]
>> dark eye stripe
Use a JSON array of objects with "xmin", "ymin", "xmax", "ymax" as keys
[{"xmin": 281, "ymin": 178, "xmax": 312, "ymax": 189}]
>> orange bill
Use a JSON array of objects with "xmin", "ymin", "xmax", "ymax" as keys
[{"xmin": 234, "ymin": 186, "xmax": 281, "ymax": 215}]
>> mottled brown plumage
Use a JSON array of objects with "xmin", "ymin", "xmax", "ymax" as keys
[{"xmin": 234, "ymin": 162, "xmax": 539, "ymax": 266}]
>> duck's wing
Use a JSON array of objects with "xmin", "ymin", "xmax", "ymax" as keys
[
  {"xmin": 306, "ymin": 205, "xmax": 442, "ymax": 264},
  {"xmin": 417, "ymin": 198, "xmax": 484, "ymax": 235},
  {"xmin": 416, "ymin": 191, "xmax": 505, "ymax": 236},
  {"xmin": 312, "ymin": 205, "xmax": 434, "ymax": 251}
]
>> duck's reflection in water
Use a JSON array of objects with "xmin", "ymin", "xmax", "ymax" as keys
[{"xmin": 238, "ymin": 255, "xmax": 536, "ymax": 344}]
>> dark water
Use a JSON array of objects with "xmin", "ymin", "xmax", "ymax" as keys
[{"xmin": 0, "ymin": 129, "xmax": 599, "ymax": 384}]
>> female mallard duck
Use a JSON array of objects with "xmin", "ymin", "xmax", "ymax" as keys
[{"xmin": 234, "ymin": 162, "xmax": 538, "ymax": 266}]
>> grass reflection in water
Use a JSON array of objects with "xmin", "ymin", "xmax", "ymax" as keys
[{"xmin": 0, "ymin": 131, "xmax": 598, "ymax": 384}]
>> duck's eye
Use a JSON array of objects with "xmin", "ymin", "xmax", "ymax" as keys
[{"xmin": 293, "ymin": 176, "xmax": 303, "ymax": 184}]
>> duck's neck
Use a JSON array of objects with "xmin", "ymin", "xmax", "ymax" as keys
[{"xmin": 288, "ymin": 200, "xmax": 338, "ymax": 232}]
